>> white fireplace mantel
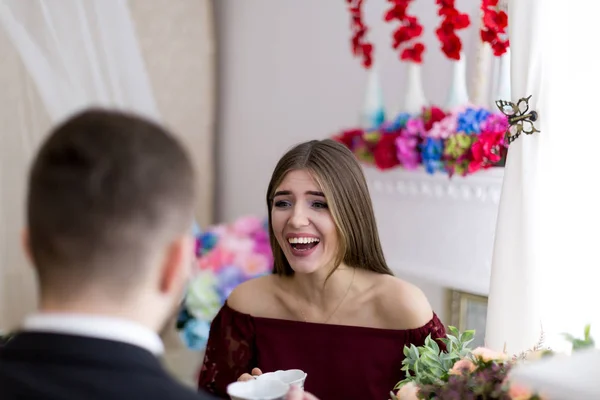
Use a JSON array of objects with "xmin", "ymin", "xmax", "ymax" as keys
[{"xmin": 364, "ymin": 166, "xmax": 505, "ymax": 296}]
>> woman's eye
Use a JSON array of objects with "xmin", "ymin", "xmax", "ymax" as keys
[
  {"xmin": 274, "ymin": 200, "xmax": 291, "ymax": 208},
  {"xmin": 312, "ymin": 201, "xmax": 328, "ymax": 209}
]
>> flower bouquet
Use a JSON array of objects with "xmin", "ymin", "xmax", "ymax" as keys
[
  {"xmin": 176, "ymin": 216, "xmax": 273, "ymax": 350},
  {"xmin": 333, "ymin": 106, "xmax": 509, "ymax": 177},
  {"xmin": 392, "ymin": 325, "xmax": 595, "ymax": 399}
]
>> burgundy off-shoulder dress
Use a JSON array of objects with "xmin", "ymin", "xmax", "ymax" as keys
[{"xmin": 198, "ymin": 302, "xmax": 446, "ymax": 400}]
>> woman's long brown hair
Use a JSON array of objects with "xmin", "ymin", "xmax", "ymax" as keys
[{"xmin": 266, "ymin": 139, "xmax": 394, "ymax": 278}]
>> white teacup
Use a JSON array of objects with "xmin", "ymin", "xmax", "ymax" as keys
[
  {"xmin": 227, "ymin": 378, "xmax": 290, "ymax": 400},
  {"xmin": 257, "ymin": 369, "xmax": 307, "ymax": 389}
]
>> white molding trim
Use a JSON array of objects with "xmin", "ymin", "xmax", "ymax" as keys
[{"xmin": 363, "ymin": 166, "xmax": 505, "ymax": 295}]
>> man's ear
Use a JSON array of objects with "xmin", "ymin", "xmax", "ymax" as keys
[
  {"xmin": 21, "ymin": 228, "xmax": 33, "ymax": 265},
  {"xmin": 159, "ymin": 235, "xmax": 193, "ymax": 294}
]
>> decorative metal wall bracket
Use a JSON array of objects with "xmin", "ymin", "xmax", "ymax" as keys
[{"xmin": 495, "ymin": 95, "xmax": 540, "ymax": 144}]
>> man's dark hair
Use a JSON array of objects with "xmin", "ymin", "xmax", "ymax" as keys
[{"xmin": 27, "ymin": 108, "xmax": 196, "ymax": 298}]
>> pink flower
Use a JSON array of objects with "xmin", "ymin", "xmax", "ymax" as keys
[
  {"xmin": 231, "ymin": 216, "xmax": 263, "ymax": 236},
  {"xmin": 480, "ymin": 112, "xmax": 509, "ymax": 133},
  {"xmin": 405, "ymin": 117, "xmax": 425, "ymax": 137},
  {"xmin": 234, "ymin": 252, "xmax": 271, "ymax": 276},
  {"xmin": 449, "ymin": 358, "xmax": 476, "ymax": 375},
  {"xmin": 396, "ymin": 382, "xmax": 419, "ymax": 400},
  {"xmin": 428, "ymin": 114, "xmax": 457, "ymax": 139},
  {"xmin": 471, "ymin": 347, "xmax": 509, "ymax": 362},
  {"xmin": 507, "ymin": 383, "xmax": 534, "ymax": 400},
  {"xmin": 197, "ymin": 246, "xmax": 235, "ymax": 273},
  {"xmin": 395, "ymin": 135, "xmax": 421, "ymax": 170}
]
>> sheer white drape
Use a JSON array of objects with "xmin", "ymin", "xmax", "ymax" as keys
[
  {"xmin": 486, "ymin": 0, "xmax": 600, "ymax": 354},
  {"xmin": 0, "ymin": 0, "xmax": 160, "ymax": 122},
  {"xmin": 0, "ymin": 0, "xmax": 161, "ymax": 329}
]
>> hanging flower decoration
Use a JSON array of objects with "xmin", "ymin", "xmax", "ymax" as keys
[
  {"xmin": 481, "ymin": 0, "xmax": 510, "ymax": 56},
  {"xmin": 435, "ymin": 0, "xmax": 471, "ymax": 60},
  {"xmin": 347, "ymin": 0, "xmax": 374, "ymax": 68},
  {"xmin": 384, "ymin": 0, "xmax": 426, "ymax": 64}
]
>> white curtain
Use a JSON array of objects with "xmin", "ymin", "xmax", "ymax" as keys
[
  {"xmin": 0, "ymin": 0, "xmax": 160, "ymax": 122},
  {"xmin": 486, "ymin": 0, "xmax": 600, "ymax": 354},
  {"xmin": 0, "ymin": 0, "xmax": 161, "ymax": 330}
]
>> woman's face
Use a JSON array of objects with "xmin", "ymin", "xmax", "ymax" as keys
[{"xmin": 271, "ymin": 169, "xmax": 338, "ymax": 275}]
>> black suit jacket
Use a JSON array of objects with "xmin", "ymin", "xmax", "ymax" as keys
[{"xmin": 0, "ymin": 332, "xmax": 215, "ymax": 400}]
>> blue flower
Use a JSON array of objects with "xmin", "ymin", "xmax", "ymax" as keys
[
  {"xmin": 175, "ymin": 304, "xmax": 193, "ymax": 330},
  {"xmin": 216, "ymin": 266, "xmax": 248, "ymax": 302},
  {"xmin": 420, "ymin": 138, "xmax": 445, "ymax": 174},
  {"xmin": 457, "ymin": 108, "xmax": 492, "ymax": 135},
  {"xmin": 179, "ymin": 319, "xmax": 211, "ymax": 351},
  {"xmin": 382, "ymin": 113, "xmax": 411, "ymax": 133},
  {"xmin": 198, "ymin": 231, "xmax": 219, "ymax": 254}
]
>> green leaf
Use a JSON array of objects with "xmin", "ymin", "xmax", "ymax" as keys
[
  {"xmin": 448, "ymin": 326, "xmax": 459, "ymax": 337},
  {"xmin": 459, "ymin": 329, "xmax": 476, "ymax": 343},
  {"xmin": 584, "ymin": 324, "xmax": 591, "ymax": 341}
]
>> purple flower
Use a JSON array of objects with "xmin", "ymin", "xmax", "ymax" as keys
[
  {"xmin": 405, "ymin": 117, "xmax": 426, "ymax": 137},
  {"xmin": 480, "ymin": 112, "xmax": 509, "ymax": 133},
  {"xmin": 396, "ymin": 135, "xmax": 421, "ymax": 170}
]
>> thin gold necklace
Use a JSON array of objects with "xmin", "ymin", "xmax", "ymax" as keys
[{"xmin": 298, "ymin": 268, "xmax": 355, "ymax": 324}]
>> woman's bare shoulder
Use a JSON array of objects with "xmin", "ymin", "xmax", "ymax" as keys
[
  {"xmin": 369, "ymin": 274, "xmax": 434, "ymax": 330},
  {"xmin": 227, "ymin": 274, "xmax": 280, "ymax": 316}
]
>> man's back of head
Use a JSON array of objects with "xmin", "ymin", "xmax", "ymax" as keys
[{"xmin": 25, "ymin": 108, "xmax": 196, "ymax": 331}]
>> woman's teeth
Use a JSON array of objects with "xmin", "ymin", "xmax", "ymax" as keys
[{"xmin": 287, "ymin": 237, "xmax": 320, "ymax": 244}]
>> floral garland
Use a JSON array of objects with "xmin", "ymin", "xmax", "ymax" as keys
[
  {"xmin": 176, "ymin": 217, "xmax": 272, "ymax": 350},
  {"xmin": 435, "ymin": 0, "xmax": 471, "ymax": 60},
  {"xmin": 333, "ymin": 105, "xmax": 509, "ymax": 177},
  {"xmin": 347, "ymin": 0, "xmax": 374, "ymax": 68},
  {"xmin": 384, "ymin": 0, "xmax": 425, "ymax": 64},
  {"xmin": 481, "ymin": 0, "xmax": 510, "ymax": 56}
]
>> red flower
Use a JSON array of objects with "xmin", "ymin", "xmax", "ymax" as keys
[
  {"xmin": 373, "ymin": 133, "xmax": 401, "ymax": 170},
  {"xmin": 482, "ymin": 0, "xmax": 499, "ymax": 7},
  {"xmin": 481, "ymin": 2, "xmax": 510, "ymax": 56},
  {"xmin": 435, "ymin": 1, "xmax": 470, "ymax": 60},
  {"xmin": 468, "ymin": 131, "xmax": 507, "ymax": 173},
  {"xmin": 423, "ymin": 106, "xmax": 447, "ymax": 131},
  {"xmin": 334, "ymin": 129, "xmax": 364, "ymax": 150},
  {"xmin": 347, "ymin": 0, "xmax": 374, "ymax": 69},
  {"xmin": 483, "ymin": 10, "xmax": 508, "ymax": 33},
  {"xmin": 385, "ymin": 0, "xmax": 425, "ymax": 64},
  {"xmin": 392, "ymin": 18, "xmax": 423, "ymax": 48},
  {"xmin": 436, "ymin": 0, "xmax": 456, "ymax": 8},
  {"xmin": 384, "ymin": 2, "xmax": 409, "ymax": 22},
  {"xmin": 480, "ymin": 28, "xmax": 497, "ymax": 43},
  {"xmin": 440, "ymin": 33, "xmax": 462, "ymax": 60},
  {"xmin": 401, "ymin": 43, "xmax": 425, "ymax": 63}
]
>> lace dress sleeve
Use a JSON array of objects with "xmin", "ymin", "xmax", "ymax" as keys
[
  {"xmin": 198, "ymin": 302, "xmax": 256, "ymax": 398},
  {"xmin": 407, "ymin": 313, "xmax": 447, "ymax": 352}
]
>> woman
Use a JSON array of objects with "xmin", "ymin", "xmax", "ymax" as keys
[{"xmin": 198, "ymin": 139, "xmax": 446, "ymax": 399}]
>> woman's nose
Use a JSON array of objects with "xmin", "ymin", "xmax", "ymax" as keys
[{"xmin": 288, "ymin": 205, "xmax": 310, "ymax": 228}]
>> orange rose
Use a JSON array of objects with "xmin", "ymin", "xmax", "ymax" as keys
[
  {"xmin": 449, "ymin": 358, "xmax": 476, "ymax": 375},
  {"xmin": 396, "ymin": 382, "xmax": 419, "ymax": 400},
  {"xmin": 471, "ymin": 347, "xmax": 510, "ymax": 362}
]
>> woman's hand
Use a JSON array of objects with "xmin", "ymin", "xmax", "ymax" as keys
[
  {"xmin": 237, "ymin": 367, "xmax": 263, "ymax": 382},
  {"xmin": 286, "ymin": 385, "xmax": 319, "ymax": 400}
]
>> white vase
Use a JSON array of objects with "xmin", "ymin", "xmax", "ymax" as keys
[
  {"xmin": 360, "ymin": 67, "xmax": 386, "ymax": 130},
  {"xmin": 402, "ymin": 62, "xmax": 428, "ymax": 114},
  {"xmin": 489, "ymin": 48, "xmax": 511, "ymax": 110},
  {"xmin": 445, "ymin": 53, "xmax": 470, "ymax": 109}
]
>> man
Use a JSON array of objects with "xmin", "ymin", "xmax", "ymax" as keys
[
  {"xmin": 0, "ymin": 109, "xmax": 211, "ymax": 399},
  {"xmin": 0, "ymin": 109, "xmax": 319, "ymax": 400}
]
